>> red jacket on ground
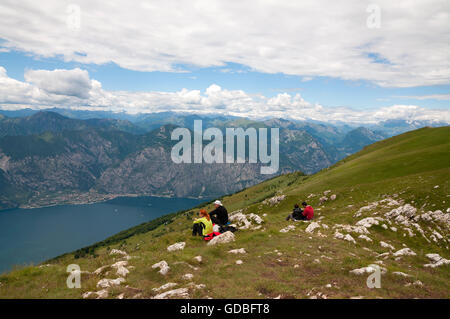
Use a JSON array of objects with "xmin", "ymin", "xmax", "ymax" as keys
[{"xmin": 303, "ymin": 205, "xmax": 314, "ymax": 220}]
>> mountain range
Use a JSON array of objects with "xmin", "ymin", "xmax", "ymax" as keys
[{"xmin": 0, "ymin": 110, "xmax": 446, "ymax": 211}]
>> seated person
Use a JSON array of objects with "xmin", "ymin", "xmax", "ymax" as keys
[
  {"xmin": 209, "ymin": 200, "xmax": 230, "ymax": 232},
  {"xmin": 286, "ymin": 202, "xmax": 314, "ymax": 221},
  {"xmin": 286, "ymin": 204, "xmax": 304, "ymax": 221},
  {"xmin": 192, "ymin": 209, "xmax": 216, "ymax": 239}
]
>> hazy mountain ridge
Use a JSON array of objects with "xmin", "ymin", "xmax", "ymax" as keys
[{"xmin": 0, "ymin": 111, "xmax": 441, "ymax": 210}]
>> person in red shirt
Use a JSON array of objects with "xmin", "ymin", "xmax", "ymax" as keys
[
  {"xmin": 286, "ymin": 202, "xmax": 314, "ymax": 221},
  {"xmin": 301, "ymin": 201, "xmax": 314, "ymax": 220}
]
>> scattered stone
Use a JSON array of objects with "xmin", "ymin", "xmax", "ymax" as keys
[
  {"xmin": 207, "ymin": 231, "xmax": 235, "ymax": 246},
  {"xmin": 152, "ymin": 283, "xmax": 178, "ymax": 292},
  {"xmin": 393, "ymin": 248, "xmax": 416, "ymax": 257},
  {"xmin": 152, "ymin": 260, "xmax": 170, "ymax": 275},
  {"xmin": 385, "ymin": 204, "xmax": 417, "ymax": 225},
  {"xmin": 82, "ymin": 291, "xmax": 95, "ymax": 299},
  {"xmin": 334, "ymin": 231, "xmax": 344, "ymax": 239},
  {"xmin": 263, "ymin": 195, "xmax": 286, "ymax": 206},
  {"xmin": 358, "ymin": 235, "xmax": 373, "ymax": 242},
  {"xmin": 228, "ymin": 248, "xmax": 247, "ymax": 254},
  {"xmin": 236, "ymin": 260, "xmax": 243, "ymax": 265},
  {"xmin": 95, "ymin": 289, "xmax": 109, "ymax": 299},
  {"xmin": 356, "ymin": 217, "xmax": 382, "ymax": 228},
  {"xmin": 110, "ymin": 249, "xmax": 128, "ymax": 256},
  {"xmin": 111, "ymin": 260, "xmax": 129, "ymax": 277},
  {"xmin": 193, "ymin": 256, "xmax": 202, "ymax": 263},
  {"xmin": 380, "ymin": 241, "xmax": 395, "ymax": 250},
  {"xmin": 182, "ymin": 273, "xmax": 194, "ymax": 281},
  {"xmin": 419, "ymin": 210, "xmax": 450, "ymax": 226},
  {"xmin": 280, "ymin": 225, "xmax": 296, "ymax": 233},
  {"xmin": 93, "ymin": 265, "xmax": 110, "ymax": 275},
  {"xmin": 344, "ymin": 234, "xmax": 356, "ymax": 244},
  {"xmin": 167, "ymin": 242, "xmax": 186, "ymax": 252},
  {"xmin": 324, "ymin": 190, "xmax": 331, "ymax": 196},
  {"xmin": 186, "ymin": 282, "xmax": 206, "ymax": 289},
  {"xmin": 319, "ymin": 196, "xmax": 328, "ymax": 204},
  {"xmin": 97, "ymin": 277, "xmax": 125, "ymax": 289},
  {"xmin": 356, "ymin": 202, "xmax": 379, "ymax": 215},
  {"xmin": 229, "ymin": 211, "xmax": 264, "ymax": 230},
  {"xmin": 330, "ymin": 194, "xmax": 337, "ymax": 201},
  {"xmin": 305, "ymin": 222, "xmax": 321, "ymax": 233},
  {"xmin": 424, "ymin": 253, "xmax": 450, "ymax": 268},
  {"xmin": 153, "ymin": 288, "xmax": 189, "ymax": 299},
  {"xmin": 350, "ymin": 265, "xmax": 386, "ymax": 275},
  {"xmin": 392, "ymin": 272, "xmax": 412, "ymax": 278},
  {"xmin": 335, "ymin": 224, "xmax": 369, "ymax": 234},
  {"xmin": 117, "ymin": 293, "xmax": 125, "ymax": 299}
]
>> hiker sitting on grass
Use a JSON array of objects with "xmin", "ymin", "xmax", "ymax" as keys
[
  {"xmin": 286, "ymin": 202, "xmax": 314, "ymax": 221},
  {"xmin": 286, "ymin": 204, "xmax": 304, "ymax": 221},
  {"xmin": 192, "ymin": 209, "xmax": 213, "ymax": 236},
  {"xmin": 192, "ymin": 209, "xmax": 221, "ymax": 241},
  {"xmin": 209, "ymin": 200, "xmax": 230, "ymax": 232}
]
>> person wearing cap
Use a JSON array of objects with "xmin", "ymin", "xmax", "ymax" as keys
[{"xmin": 209, "ymin": 200, "xmax": 229, "ymax": 228}]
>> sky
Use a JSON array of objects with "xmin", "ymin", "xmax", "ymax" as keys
[{"xmin": 0, "ymin": 0, "xmax": 449, "ymax": 124}]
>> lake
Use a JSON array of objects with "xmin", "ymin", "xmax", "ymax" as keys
[{"xmin": 0, "ymin": 196, "xmax": 208, "ymax": 274}]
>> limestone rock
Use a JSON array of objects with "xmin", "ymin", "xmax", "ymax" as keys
[
  {"xmin": 424, "ymin": 253, "xmax": 450, "ymax": 268},
  {"xmin": 96, "ymin": 277, "xmax": 125, "ymax": 289},
  {"xmin": 152, "ymin": 260, "xmax": 170, "ymax": 275},
  {"xmin": 109, "ymin": 249, "xmax": 128, "ymax": 256},
  {"xmin": 167, "ymin": 242, "xmax": 186, "ymax": 252},
  {"xmin": 358, "ymin": 235, "xmax": 372, "ymax": 242},
  {"xmin": 280, "ymin": 225, "xmax": 296, "ymax": 233},
  {"xmin": 393, "ymin": 248, "xmax": 416, "ymax": 257},
  {"xmin": 152, "ymin": 283, "xmax": 178, "ymax": 292},
  {"xmin": 193, "ymin": 256, "xmax": 202, "ymax": 263},
  {"xmin": 305, "ymin": 222, "xmax": 321, "ymax": 233},
  {"xmin": 228, "ymin": 248, "xmax": 246, "ymax": 254},
  {"xmin": 153, "ymin": 288, "xmax": 189, "ymax": 299},
  {"xmin": 182, "ymin": 273, "xmax": 194, "ymax": 280},
  {"xmin": 380, "ymin": 241, "xmax": 395, "ymax": 250},
  {"xmin": 207, "ymin": 231, "xmax": 235, "ymax": 246}
]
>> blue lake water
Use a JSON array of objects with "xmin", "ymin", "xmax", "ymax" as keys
[{"xmin": 0, "ymin": 196, "xmax": 207, "ymax": 274}]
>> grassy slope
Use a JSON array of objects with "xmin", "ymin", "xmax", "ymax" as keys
[{"xmin": 0, "ymin": 127, "xmax": 448, "ymax": 299}]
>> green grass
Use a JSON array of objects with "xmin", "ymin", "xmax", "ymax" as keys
[{"xmin": 0, "ymin": 126, "xmax": 449, "ymax": 299}]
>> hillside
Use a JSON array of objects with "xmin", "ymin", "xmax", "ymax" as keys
[{"xmin": 0, "ymin": 126, "xmax": 448, "ymax": 299}]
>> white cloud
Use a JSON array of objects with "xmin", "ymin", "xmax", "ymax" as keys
[
  {"xmin": 24, "ymin": 68, "xmax": 92, "ymax": 99},
  {"xmin": 0, "ymin": 0, "xmax": 449, "ymax": 87},
  {"xmin": 393, "ymin": 94, "xmax": 450, "ymax": 101},
  {"xmin": 0, "ymin": 66, "xmax": 449, "ymax": 124}
]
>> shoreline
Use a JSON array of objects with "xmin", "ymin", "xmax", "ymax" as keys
[{"xmin": 7, "ymin": 193, "xmax": 212, "ymax": 211}]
